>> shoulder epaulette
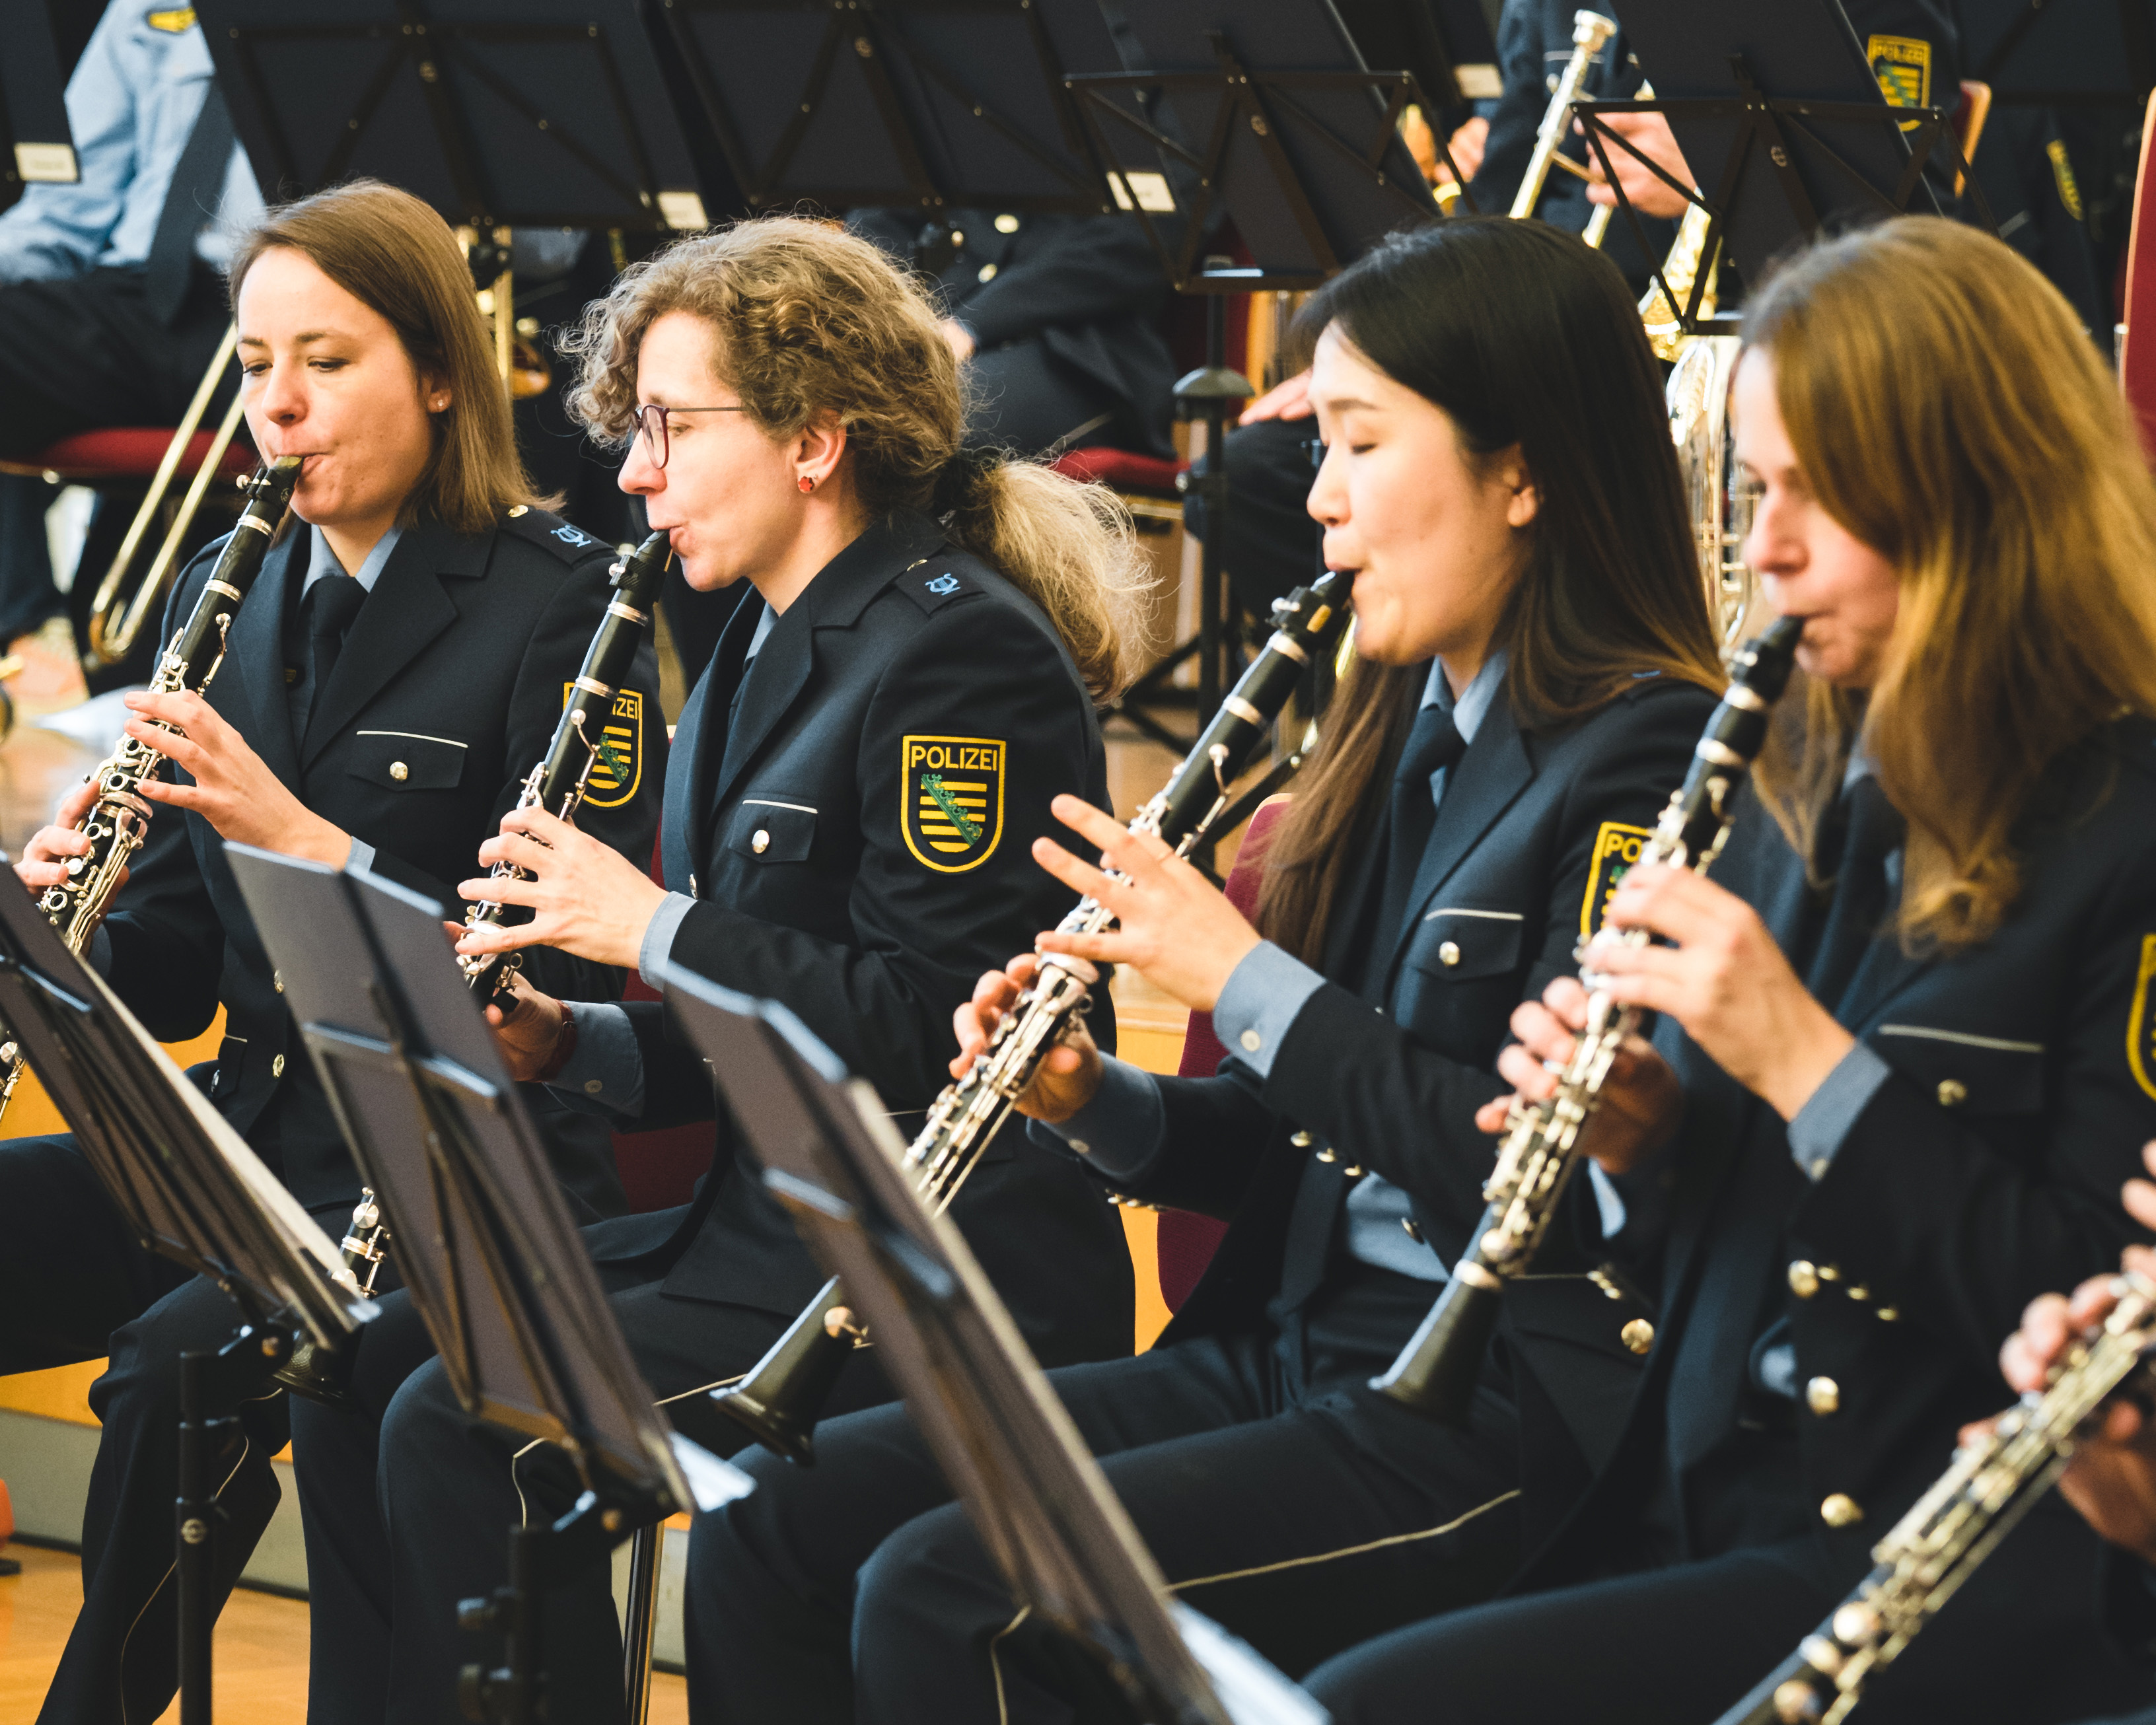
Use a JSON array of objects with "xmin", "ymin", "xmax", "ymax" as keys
[
  {"xmin": 894, "ymin": 557, "xmax": 983, "ymax": 617},
  {"xmin": 500, "ymin": 505, "xmax": 612, "ymax": 565}
]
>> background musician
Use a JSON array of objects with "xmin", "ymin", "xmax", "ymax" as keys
[
  {"xmin": 0, "ymin": 178, "xmax": 663, "ymax": 1725},
  {"xmin": 685, "ymin": 216, "xmax": 1726, "ymax": 1725},
  {"xmin": 291, "ymin": 215, "xmax": 1149, "ymax": 1725},
  {"xmin": 1301, "ymin": 217, "xmax": 2156, "ymax": 1725}
]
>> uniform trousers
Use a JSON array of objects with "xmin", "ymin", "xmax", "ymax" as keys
[
  {"xmin": 1301, "ymin": 1498, "xmax": 2155, "ymax": 1725},
  {"xmin": 1178, "ymin": 416, "xmax": 1324, "ymax": 624},
  {"xmin": 0, "ymin": 1134, "xmax": 374, "ymax": 1725},
  {"xmin": 290, "ymin": 1227, "xmax": 896, "ymax": 1725},
  {"xmin": 686, "ymin": 1266, "xmax": 1523, "ymax": 1725},
  {"xmin": 963, "ymin": 338, "xmax": 1143, "ymax": 462}
]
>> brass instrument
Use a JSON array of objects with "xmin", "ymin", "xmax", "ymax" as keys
[
  {"xmin": 1371, "ymin": 616, "xmax": 1804, "ymax": 1425},
  {"xmin": 709, "ymin": 568, "xmax": 1355, "ymax": 1463},
  {"xmin": 1667, "ymin": 334, "xmax": 1756, "ymax": 653},
  {"xmin": 458, "ymin": 530, "xmax": 672, "ymax": 1006},
  {"xmin": 0, "ymin": 456, "xmax": 305, "ymax": 1126},
  {"xmin": 1512, "ymin": 13, "xmax": 1619, "ymax": 226},
  {"xmin": 1721, "ymin": 1272, "xmax": 2156, "ymax": 1725},
  {"xmin": 85, "ymin": 324, "xmax": 250, "ymax": 666}
]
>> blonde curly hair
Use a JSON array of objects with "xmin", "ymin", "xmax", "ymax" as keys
[{"xmin": 562, "ymin": 216, "xmax": 1151, "ymax": 697}]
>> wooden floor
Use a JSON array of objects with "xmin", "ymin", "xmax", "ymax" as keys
[{"xmin": 0, "ymin": 1543, "xmax": 692, "ymax": 1725}]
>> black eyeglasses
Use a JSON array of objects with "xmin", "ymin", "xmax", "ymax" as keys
[{"xmin": 633, "ymin": 402, "xmax": 748, "ymax": 470}]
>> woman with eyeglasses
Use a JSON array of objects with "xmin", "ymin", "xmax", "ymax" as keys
[{"xmin": 289, "ymin": 213, "xmax": 1153, "ymax": 1725}]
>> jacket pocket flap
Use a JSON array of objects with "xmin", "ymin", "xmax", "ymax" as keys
[
  {"xmin": 725, "ymin": 799, "xmax": 817, "ymax": 864},
  {"xmin": 1873, "ymin": 1024, "xmax": 2045, "ymax": 1116},
  {"xmin": 1404, "ymin": 907, "xmax": 1525, "ymax": 981},
  {"xmin": 349, "ymin": 730, "xmax": 467, "ymax": 792}
]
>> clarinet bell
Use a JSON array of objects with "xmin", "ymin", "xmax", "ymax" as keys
[
  {"xmin": 1369, "ymin": 1262, "xmax": 1504, "ymax": 1428},
  {"xmin": 703, "ymin": 1276, "xmax": 863, "ymax": 1466}
]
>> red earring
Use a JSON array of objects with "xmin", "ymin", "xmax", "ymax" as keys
[{"xmin": 797, "ymin": 475, "xmax": 815, "ymax": 494}]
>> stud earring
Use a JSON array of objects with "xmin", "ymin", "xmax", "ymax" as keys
[{"xmin": 798, "ymin": 475, "xmax": 816, "ymax": 494}]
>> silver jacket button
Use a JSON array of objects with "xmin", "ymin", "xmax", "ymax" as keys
[
  {"xmin": 752, "ymin": 829, "xmax": 770, "ymax": 855},
  {"xmin": 390, "ymin": 761, "xmax": 410, "ymax": 782},
  {"xmin": 271, "ymin": 1054, "xmax": 285, "ymax": 1078},
  {"xmin": 1438, "ymin": 940, "xmax": 1461, "ymax": 967}
]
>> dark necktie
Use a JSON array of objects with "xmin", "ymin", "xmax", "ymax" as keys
[
  {"xmin": 145, "ymin": 85, "xmax": 234, "ymax": 326},
  {"xmin": 1803, "ymin": 772, "xmax": 1905, "ymax": 1014},
  {"xmin": 1376, "ymin": 702, "xmax": 1468, "ymax": 960},
  {"xmin": 293, "ymin": 575, "xmax": 367, "ymax": 742}
]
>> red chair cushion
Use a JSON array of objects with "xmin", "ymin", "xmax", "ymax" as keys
[
  {"xmin": 1156, "ymin": 796, "xmax": 1291, "ymax": 1313},
  {"xmin": 2, "ymin": 427, "xmax": 256, "ymax": 481},
  {"xmin": 1051, "ymin": 447, "xmax": 1187, "ymax": 497},
  {"xmin": 610, "ymin": 830, "xmax": 713, "ymax": 1213}
]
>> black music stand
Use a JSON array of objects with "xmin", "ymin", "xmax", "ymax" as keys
[
  {"xmin": 0, "ymin": 867, "xmax": 375, "ymax": 1725},
  {"xmin": 223, "ymin": 846, "xmax": 752, "ymax": 1725},
  {"xmin": 0, "ymin": 0, "xmax": 77, "ymax": 215},
  {"xmin": 1578, "ymin": 0, "xmax": 1989, "ymax": 339},
  {"xmin": 196, "ymin": 0, "xmax": 710, "ymax": 232},
  {"xmin": 661, "ymin": 965, "xmax": 1330, "ymax": 1725}
]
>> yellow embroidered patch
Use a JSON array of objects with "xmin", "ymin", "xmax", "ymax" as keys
[
  {"xmin": 902, "ymin": 736, "xmax": 1005, "ymax": 873},
  {"xmin": 1581, "ymin": 822, "xmax": 1653, "ymax": 938},
  {"xmin": 147, "ymin": 8, "xmax": 198, "ymax": 33},
  {"xmin": 2128, "ymin": 936, "xmax": 2156, "ymax": 1102},
  {"xmin": 1867, "ymin": 34, "xmax": 1932, "ymax": 131},
  {"xmin": 2048, "ymin": 139, "xmax": 2085, "ymax": 221},
  {"xmin": 560, "ymin": 684, "xmax": 643, "ymax": 809}
]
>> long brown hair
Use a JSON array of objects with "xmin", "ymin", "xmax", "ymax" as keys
[
  {"xmin": 560, "ymin": 216, "xmax": 1151, "ymax": 697},
  {"xmin": 227, "ymin": 180, "xmax": 546, "ymax": 534},
  {"xmin": 1254, "ymin": 218, "xmax": 1723, "ymax": 963},
  {"xmin": 1744, "ymin": 217, "xmax": 2156, "ymax": 954}
]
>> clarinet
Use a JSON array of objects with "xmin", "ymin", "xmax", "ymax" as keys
[
  {"xmin": 0, "ymin": 455, "xmax": 305, "ymax": 1128},
  {"xmin": 457, "ymin": 530, "xmax": 672, "ymax": 1006},
  {"xmin": 1371, "ymin": 614, "xmax": 1805, "ymax": 1424},
  {"xmin": 707, "ymin": 568, "xmax": 1354, "ymax": 1463},
  {"xmin": 1719, "ymin": 1272, "xmax": 2156, "ymax": 1725}
]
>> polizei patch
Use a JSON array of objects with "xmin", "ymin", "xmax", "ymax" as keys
[{"xmin": 902, "ymin": 736, "xmax": 1005, "ymax": 872}]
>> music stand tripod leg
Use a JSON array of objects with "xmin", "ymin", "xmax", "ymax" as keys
[
  {"xmin": 176, "ymin": 1326, "xmax": 293, "ymax": 1725},
  {"xmin": 622, "ymin": 1522, "xmax": 663, "ymax": 1725}
]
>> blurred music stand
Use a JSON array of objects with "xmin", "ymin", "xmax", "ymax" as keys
[
  {"xmin": 1582, "ymin": 0, "xmax": 1990, "ymax": 338},
  {"xmin": 662, "ymin": 964, "xmax": 1330, "ymax": 1725},
  {"xmin": 0, "ymin": 869, "xmax": 375, "ymax": 1725},
  {"xmin": 0, "ymin": 0, "xmax": 77, "ymax": 215},
  {"xmin": 225, "ymin": 845, "xmax": 752, "ymax": 1725}
]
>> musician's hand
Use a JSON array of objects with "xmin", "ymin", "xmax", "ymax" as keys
[
  {"xmin": 940, "ymin": 318, "xmax": 976, "ymax": 364},
  {"xmin": 1474, "ymin": 975, "xmax": 1681, "ymax": 1176},
  {"xmin": 1029, "ymin": 794, "xmax": 1261, "ymax": 1012},
  {"xmin": 1587, "ymin": 864, "xmax": 1855, "ymax": 1123},
  {"xmin": 126, "ymin": 689, "xmax": 351, "ymax": 864},
  {"xmin": 1443, "ymin": 115, "xmax": 1489, "ymax": 184},
  {"xmin": 1239, "ymin": 369, "xmax": 1312, "ymax": 426},
  {"xmin": 17, "ymin": 776, "xmax": 116, "ymax": 892},
  {"xmin": 951, "ymin": 952, "xmax": 1103, "ymax": 1123},
  {"xmin": 482, "ymin": 967, "xmax": 570, "ymax": 1085},
  {"xmin": 1579, "ymin": 110, "xmax": 1694, "ymax": 219},
  {"xmin": 1988, "ymin": 1251, "xmax": 2156, "ymax": 1568},
  {"xmin": 456, "ymin": 805, "xmax": 666, "ymax": 972}
]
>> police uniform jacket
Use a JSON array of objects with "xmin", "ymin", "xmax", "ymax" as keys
[
  {"xmin": 1527, "ymin": 719, "xmax": 2156, "ymax": 1584},
  {"xmin": 587, "ymin": 509, "xmax": 1135, "ymax": 1366},
  {"xmin": 1073, "ymin": 672, "xmax": 1715, "ymax": 1537},
  {"xmin": 851, "ymin": 207, "xmax": 1176, "ymax": 456},
  {"xmin": 100, "ymin": 509, "xmax": 664, "ymax": 1216}
]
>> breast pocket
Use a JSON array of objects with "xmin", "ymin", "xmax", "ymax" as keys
[
  {"xmin": 1873, "ymin": 1024, "xmax": 2046, "ymax": 1117},
  {"xmin": 1404, "ymin": 907, "xmax": 1526, "ymax": 982},
  {"xmin": 348, "ymin": 730, "xmax": 468, "ymax": 794},
  {"xmin": 725, "ymin": 798, "xmax": 818, "ymax": 865}
]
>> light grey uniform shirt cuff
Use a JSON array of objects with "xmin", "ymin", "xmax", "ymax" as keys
[
  {"xmin": 1787, "ymin": 1039, "xmax": 1893, "ymax": 1181},
  {"xmin": 1027, "ymin": 1055, "xmax": 1167, "ymax": 1182},
  {"xmin": 546, "ymin": 1001, "xmax": 645, "ymax": 1123},
  {"xmin": 1209, "ymin": 940, "xmax": 1327, "ymax": 1082},
  {"xmin": 345, "ymin": 837, "xmax": 376, "ymax": 874},
  {"xmin": 640, "ymin": 892, "xmax": 698, "ymax": 989}
]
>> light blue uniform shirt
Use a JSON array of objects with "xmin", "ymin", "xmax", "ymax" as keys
[{"xmin": 0, "ymin": 5, "xmax": 264, "ymax": 286}]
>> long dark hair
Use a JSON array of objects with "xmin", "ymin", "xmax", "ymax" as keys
[{"xmin": 1254, "ymin": 217, "xmax": 1722, "ymax": 962}]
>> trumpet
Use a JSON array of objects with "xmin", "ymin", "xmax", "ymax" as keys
[
  {"xmin": 709, "ymin": 568, "xmax": 1355, "ymax": 1463},
  {"xmin": 1512, "ymin": 13, "xmax": 1619, "ymax": 227},
  {"xmin": 458, "ymin": 530, "xmax": 672, "ymax": 1006},
  {"xmin": 1371, "ymin": 615, "xmax": 1804, "ymax": 1425},
  {"xmin": 1721, "ymin": 1271, "xmax": 2156, "ymax": 1725},
  {"xmin": 0, "ymin": 455, "xmax": 304, "ymax": 1126}
]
